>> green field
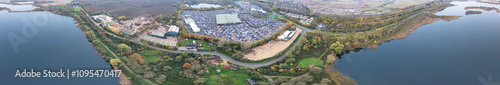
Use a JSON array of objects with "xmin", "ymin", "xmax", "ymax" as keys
[
  {"xmin": 138, "ymin": 50, "xmax": 163, "ymax": 56},
  {"xmin": 143, "ymin": 56, "xmax": 161, "ymax": 64},
  {"xmin": 205, "ymin": 66, "xmax": 250, "ymax": 85},
  {"xmin": 299, "ymin": 58, "xmax": 323, "ymax": 67},
  {"xmin": 138, "ymin": 50, "xmax": 163, "ymax": 63},
  {"xmin": 384, "ymin": 0, "xmax": 429, "ymax": 8},
  {"xmin": 74, "ymin": 8, "xmax": 81, "ymax": 11}
]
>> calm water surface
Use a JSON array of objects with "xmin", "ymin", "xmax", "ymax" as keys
[
  {"xmin": 188, "ymin": 3, "xmax": 223, "ymax": 9},
  {"xmin": 0, "ymin": 3, "xmax": 37, "ymax": 11},
  {"xmin": 0, "ymin": 5, "xmax": 119, "ymax": 85},
  {"xmin": 335, "ymin": 1, "xmax": 500, "ymax": 85}
]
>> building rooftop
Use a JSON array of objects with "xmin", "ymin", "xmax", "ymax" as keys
[
  {"xmin": 189, "ymin": 23, "xmax": 200, "ymax": 33},
  {"xmin": 151, "ymin": 25, "xmax": 167, "ymax": 37},
  {"xmin": 120, "ymin": 29, "xmax": 135, "ymax": 35},
  {"xmin": 247, "ymin": 79, "xmax": 258, "ymax": 85},
  {"xmin": 168, "ymin": 25, "xmax": 179, "ymax": 33},
  {"xmin": 185, "ymin": 18, "xmax": 196, "ymax": 24},
  {"xmin": 216, "ymin": 14, "xmax": 242, "ymax": 25}
]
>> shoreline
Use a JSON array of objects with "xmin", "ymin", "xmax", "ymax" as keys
[
  {"xmin": 113, "ymin": 66, "xmax": 132, "ymax": 85},
  {"xmin": 478, "ymin": 1, "xmax": 500, "ymax": 5},
  {"xmin": 1, "ymin": 2, "xmax": 129, "ymax": 85},
  {"xmin": 331, "ymin": 3, "xmax": 461, "ymax": 85},
  {"xmin": 392, "ymin": 16, "xmax": 461, "ymax": 40},
  {"xmin": 364, "ymin": 4, "xmax": 461, "ymax": 49}
]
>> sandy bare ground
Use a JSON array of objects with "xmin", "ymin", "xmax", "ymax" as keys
[
  {"xmin": 107, "ymin": 26, "xmax": 123, "ymax": 34},
  {"xmin": 113, "ymin": 66, "xmax": 132, "ymax": 85},
  {"xmin": 243, "ymin": 28, "xmax": 302, "ymax": 61},
  {"xmin": 214, "ymin": 58, "xmax": 230, "ymax": 67}
]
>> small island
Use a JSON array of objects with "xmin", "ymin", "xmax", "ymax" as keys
[
  {"xmin": 464, "ymin": 6, "xmax": 500, "ymax": 13},
  {"xmin": 466, "ymin": 10, "xmax": 483, "ymax": 15}
]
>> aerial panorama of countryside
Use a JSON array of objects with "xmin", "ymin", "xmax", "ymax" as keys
[{"xmin": 1, "ymin": 0, "xmax": 500, "ymax": 85}]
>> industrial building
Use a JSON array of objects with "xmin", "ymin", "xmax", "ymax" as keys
[
  {"xmin": 166, "ymin": 25, "xmax": 179, "ymax": 36},
  {"xmin": 150, "ymin": 25, "xmax": 167, "ymax": 38},
  {"xmin": 120, "ymin": 29, "xmax": 135, "ymax": 36},
  {"xmin": 184, "ymin": 18, "xmax": 200, "ymax": 33},
  {"xmin": 149, "ymin": 24, "xmax": 179, "ymax": 38},
  {"xmin": 216, "ymin": 14, "xmax": 242, "ymax": 25},
  {"xmin": 277, "ymin": 30, "xmax": 296, "ymax": 41},
  {"xmin": 91, "ymin": 14, "xmax": 112, "ymax": 24}
]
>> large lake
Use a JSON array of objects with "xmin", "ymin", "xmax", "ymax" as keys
[
  {"xmin": 0, "ymin": 4, "xmax": 119, "ymax": 84},
  {"xmin": 335, "ymin": 1, "xmax": 500, "ymax": 85}
]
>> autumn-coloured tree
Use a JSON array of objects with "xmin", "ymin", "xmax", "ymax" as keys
[
  {"xmin": 278, "ymin": 69, "xmax": 284, "ymax": 72},
  {"xmin": 128, "ymin": 53, "xmax": 144, "ymax": 63},
  {"xmin": 118, "ymin": 16, "xmax": 127, "ymax": 20},
  {"xmin": 183, "ymin": 63, "xmax": 192, "ymax": 68},
  {"xmin": 352, "ymin": 41, "xmax": 361, "ymax": 48},
  {"xmin": 270, "ymin": 66, "xmax": 276, "ymax": 71}
]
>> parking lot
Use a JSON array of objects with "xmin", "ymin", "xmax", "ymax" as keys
[{"xmin": 181, "ymin": 1, "xmax": 284, "ymax": 42}]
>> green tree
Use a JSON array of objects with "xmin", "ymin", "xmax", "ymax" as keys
[
  {"xmin": 193, "ymin": 78, "xmax": 207, "ymax": 84},
  {"xmin": 163, "ymin": 66, "xmax": 172, "ymax": 71},
  {"xmin": 285, "ymin": 58, "xmax": 296, "ymax": 63},
  {"xmin": 326, "ymin": 54, "xmax": 336, "ymax": 64},
  {"xmin": 155, "ymin": 75, "xmax": 167, "ymax": 84},
  {"xmin": 310, "ymin": 66, "xmax": 323, "ymax": 74},
  {"xmin": 175, "ymin": 56, "xmax": 183, "ymax": 62},
  {"xmin": 110, "ymin": 58, "xmax": 120, "ymax": 66},
  {"xmin": 118, "ymin": 16, "xmax": 127, "ymax": 20},
  {"xmin": 321, "ymin": 78, "xmax": 332, "ymax": 83},
  {"xmin": 118, "ymin": 44, "xmax": 132, "ymax": 53}
]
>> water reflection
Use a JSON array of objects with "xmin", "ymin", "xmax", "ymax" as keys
[
  {"xmin": 0, "ymin": 3, "xmax": 38, "ymax": 11},
  {"xmin": 335, "ymin": 1, "xmax": 500, "ymax": 85}
]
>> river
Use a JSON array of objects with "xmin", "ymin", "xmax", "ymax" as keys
[
  {"xmin": 335, "ymin": 1, "xmax": 500, "ymax": 85},
  {"xmin": 0, "ymin": 4, "xmax": 119, "ymax": 84}
]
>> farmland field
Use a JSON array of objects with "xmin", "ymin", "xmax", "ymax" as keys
[
  {"xmin": 110, "ymin": 2, "xmax": 176, "ymax": 18},
  {"xmin": 80, "ymin": 0, "xmax": 177, "ymax": 18},
  {"xmin": 86, "ymin": 3, "xmax": 133, "ymax": 12},
  {"xmin": 384, "ymin": 0, "xmax": 430, "ymax": 8}
]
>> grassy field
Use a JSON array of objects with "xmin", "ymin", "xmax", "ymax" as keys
[
  {"xmin": 384, "ymin": 0, "xmax": 430, "ymax": 9},
  {"xmin": 138, "ymin": 50, "xmax": 163, "ymax": 56},
  {"xmin": 204, "ymin": 66, "xmax": 250, "ymax": 85},
  {"xmin": 81, "ymin": 0, "xmax": 176, "ymax": 18},
  {"xmin": 299, "ymin": 58, "xmax": 323, "ymax": 67},
  {"xmin": 73, "ymin": 8, "xmax": 81, "ymax": 11},
  {"xmin": 138, "ymin": 50, "xmax": 163, "ymax": 64},
  {"xmin": 143, "ymin": 56, "xmax": 161, "ymax": 64},
  {"xmin": 273, "ymin": 15, "xmax": 279, "ymax": 18}
]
